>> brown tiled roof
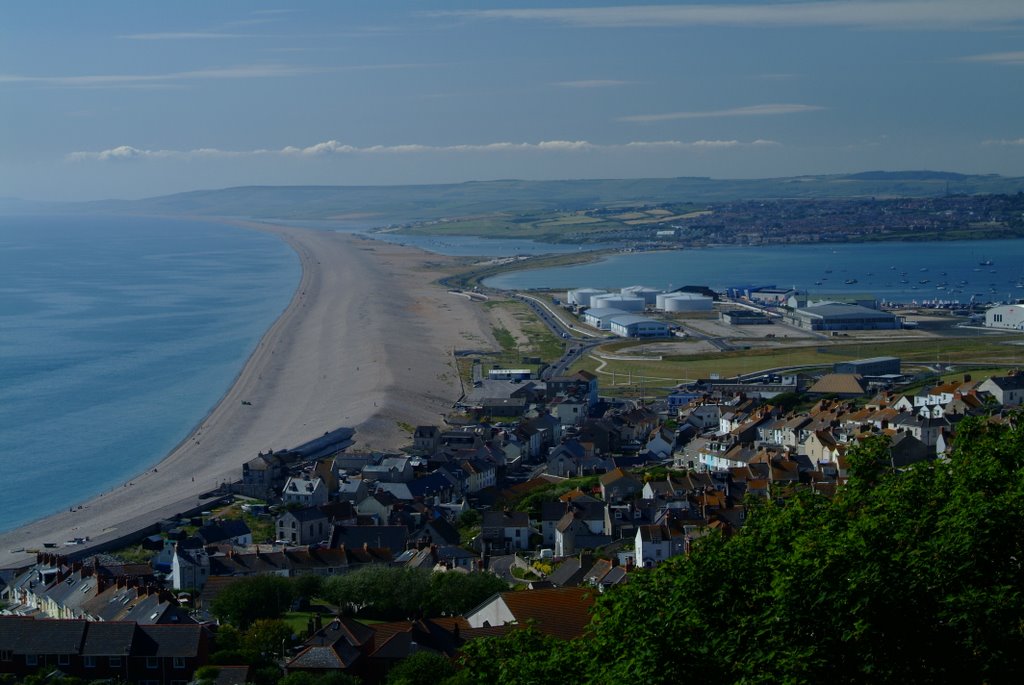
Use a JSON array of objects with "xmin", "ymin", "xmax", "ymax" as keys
[
  {"xmin": 495, "ymin": 587, "xmax": 596, "ymax": 640},
  {"xmin": 808, "ymin": 374, "xmax": 868, "ymax": 396}
]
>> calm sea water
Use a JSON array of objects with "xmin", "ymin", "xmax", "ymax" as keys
[
  {"xmin": 484, "ymin": 240, "xmax": 1024, "ymax": 305},
  {"xmin": 0, "ymin": 215, "xmax": 299, "ymax": 532}
]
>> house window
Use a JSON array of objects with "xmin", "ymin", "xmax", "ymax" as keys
[
  {"xmin": 109, "ymin": 657, "xmax": 122, "ymax": 668},
  {"xmin": 58, "ymin": 654, "xmax": 70, "ymax": 666},
  {"xmin": 173, "ymin": 657, "xmax": 186, "ymax": 669},
  {"xmin": 84, "ymin": 656, "xmax": 96, "ymax": 668},
  {"xmin": 147, "ymin": 657, "xmax": 159, "ymax": 669},
  {"xmin": 0, "ymin": 650, "xmax": 10, "ymax": 662},
  {"xmin": 26, "ymin": 655, "xmax": 38, "ymax": 666}
]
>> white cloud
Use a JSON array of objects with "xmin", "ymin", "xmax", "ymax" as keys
[
  {"xmin": 0, "ymin": 62, "xmax": 427, "ymax": 88},
  {"xmin": 619, "ymin": 103, "xmax": 824, "ymax": 123},
  {"xmin": 960, "ymin": 51, "xmax": 1024, "ymax": 65},
  {"xmin": 68, "ymin": 138, "xmax": 780, "ymax": 161},
  {"xmin": 983, "ymin": 138, "xmax": 1024, "ymax": 146},
  {"xmin": 434, "ymin": 2, "xmax": 1024, "ymax": 30},
  {"xmin": 118, "ymin": 32, "xmax": 247, "ymax": 40},
  {"xmin": 554, "ymin": 79, "xmax": 632, "ymax": 88}
]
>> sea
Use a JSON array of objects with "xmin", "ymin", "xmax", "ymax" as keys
[
  {"xmin": 0, "ymin": 215, "xmax": 300, "ymax": 533},
  {"xmin": 483, "ymin": 239, "xmax": 1024, "ymax": 306}
]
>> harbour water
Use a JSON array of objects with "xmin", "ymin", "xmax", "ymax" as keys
[
  {"xmin": 0, "ymin": 215, "xmax": 299, "ymax": 532},
  {"xmin": 483, "ymin": 239, "xmax": 1024, "ymax": 305}
]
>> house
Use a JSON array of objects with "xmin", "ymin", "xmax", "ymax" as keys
[
  {"xmin": 0, "ymin": 617, "xmax": 210, "ymax": 685},
  {"xmin": 978, "ymin": 373, "xmax": 1024, "ymax": 407},
  {"xmin": 635, "ymin": 523, "xmax": 687, "ymax": 568},
  {"xmin": 412, "ymin": 425, "xmax": 441, "ymax": 453},
  {"xmin": 171, "ymin": 545, "xmax": 210, "ymax": 591},
  {"xmin": 464, "ymin": 587, "xmax": 596, "ymax": 640},
  {"xmin": 479, "ymin": 511, "xmax": 533, "ymax": 552},
  {"xmin": 196, "ymin": 519, "xmax": 252, "ymax": 547},
  {"xmin": 283, "ymin": 475, "xmax": 329, "ymax": 507},
  {"xmin": 277, "ymin": 507, "xmax": 331, "ymax": 546},
  {"xmin": 599, "ymin": 468, "xmax": 643, "ymax": 503}
]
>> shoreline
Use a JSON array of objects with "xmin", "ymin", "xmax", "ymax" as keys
[{"xmin": 0, "ymin": 223, "xmax": 493, "ymax": 570}]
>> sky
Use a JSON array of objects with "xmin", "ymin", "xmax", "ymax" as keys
[{"xmin": 3, "ymin": 0, "xmax": 1024, "ymax": 201}]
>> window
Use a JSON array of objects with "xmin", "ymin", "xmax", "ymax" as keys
[
  {"xmin": 173, "ymin": 657, "xmax": 186, "ymax": 669},
  {"xmin": 147, "ymin": 657, "xmax": 159, "ymax": 669},
  {"xmin": 109, "ymin": 657, "xmax": 122, "ymax": 668},
  {"xmin": 0, "ymin": 650, "xmax": 10, "ymax": 662},
  {"xmin": 84, "ymin": 656, "xmax": 96, "ymax": 668},
  {"xmin": 58, "ymin": 654, "xmax": 70, "ymax": 666},
  {"xmin": 26, "ymin": 655, "xmax": 38, "ymax": 666}
]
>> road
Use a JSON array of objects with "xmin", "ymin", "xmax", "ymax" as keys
[{"xmin": 511, "ymin": 293, "xmax": 607, "ymax": 379}]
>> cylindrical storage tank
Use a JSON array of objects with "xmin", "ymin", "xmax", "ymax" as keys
[
  {"xmin": 569, "ymin": 286, "xmax": 606, "ymax": 305},
  {"xmin": 568, "ymin": 288, "xmax": 607, "ymax": 307},
  {"xmin": 663, "ymin": 293, "xmax": 713, "ymax": 312},
  {"xmin": 656, "ymin": 292, "xmax": 679, "ymax": 310},
  {"xmin": 591, "ymin": 295, "xmax": 645, "ymax": 312},
  {"xmin": 622, "ymin": 286, "xmax": 661, "ymax": 306}
]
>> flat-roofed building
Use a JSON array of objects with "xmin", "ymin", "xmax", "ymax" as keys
[
  {"xmin": 582, "ymin": 307, "xmax": 628, "ymax": 330},
  {"xmin": 609, "ymin": 316, "xmax": 670, "ymax": 338},
  {"xmin": 787, "ymin": 303, "xmax": 900, "ymax": 331}
]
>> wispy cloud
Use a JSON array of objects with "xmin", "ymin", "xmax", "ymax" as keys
[
  {"xmin": 433, "ymin": 2, "xmax": 1024, "ymax": 30},
  {"xmin": 0, "ymin": 62, "xmax": 428, "ymax": 88},
  {"xmin": 619, "ymin": 103, "xmax": 824, "ymax": 123},
  {"xmin": 118, "ymin": 32, "xmax": 247, "ymax": 40},
  {"xmin": 959, "ymin": 50, "xmax": 1024, "ymax": 65},
  {"xmin": 982, "ymin": 138, "xmax": 1024, "ymax": 146},
  {"xmin": 68, "ymin": 138, "xmax": 780, "ymax": 161},
  {"xmin": 554, "ymin": 79, "xmax": 632, "ymax": 88}
]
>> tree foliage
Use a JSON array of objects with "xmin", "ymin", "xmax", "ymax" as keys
[
  {"xmin": 385, "ymin": 650, "xmax": 457, "ymax": 685},
  {"xmin": 210, "ymin": 575, "xmax": 295, "ymax": 629},
  {"xmin": 321, "ymin": 566, "xmax": 508, "ymax": 620},
  {"xmin": 457, "ymin": 418, "xmax": 1024, "ymax": 684}
]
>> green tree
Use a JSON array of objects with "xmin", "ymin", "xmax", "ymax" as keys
[
  {"xmin": 210, "ymin": 575, "xmax": 296, "ymax": 629},
  {"xmin": 242, "ymin": 619, "xmax": 294, "ymax": 660},
  {"xmin": 425, "ymin": 571, "xmax": 508, "ymax": 616},
  {"xmin": 385, "ymin": 650, "xmax": 456, "ymax": 685},
  {"xmin": 322, "ymin": 566, "xmax": 431, "ymax": 620},
  {"xmin": 456, "ymin": 418, "xmax": 1024, "ymax": 684},
  {"xmin": 293, "ymin": 573, "xmax": 324, "ymax": 601}
]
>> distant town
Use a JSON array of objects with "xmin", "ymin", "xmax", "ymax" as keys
[{"xmin": 4, "ymin": 267, "xmax": 1023, "ymax": 683}]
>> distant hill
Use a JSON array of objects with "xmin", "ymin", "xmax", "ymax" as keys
[{"xmin": 40, "ymin": 171, "xmax": 1024, "ymax": 227}]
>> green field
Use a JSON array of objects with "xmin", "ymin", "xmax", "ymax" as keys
[{"xmin": 572, "ymin": 335, "xmax": 1024, "ymax": 390}]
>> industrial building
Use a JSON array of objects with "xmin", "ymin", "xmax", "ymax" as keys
[
  {"xmin": 620, "ymin": 285, "xmax": 662, "ymax": 306},
  {"xmin": 833, "ymin": 356, "xmax": 901, "ymax": 376},
  {"xmin": 721, "ymin": 309, "xmax": 771, "ymax": 325},
  {"xmin": 786, "ymin": 303, "xmax": 901, "ymax": 331},
  {"xmin": 609, "ymin": 316, "xmax": 671, "ymax": 338},
  {"xmin": 985, "ymin": 303, "xmax": 1024, "ymax": 331},
  {"xmin": 582, "ymin": 307, "xmax": 629, "ymax": 330}
]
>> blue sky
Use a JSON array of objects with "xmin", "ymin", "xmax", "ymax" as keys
[{"xmin": 3, "ymin": 1, "xmax": 1024, "ymax": 200}]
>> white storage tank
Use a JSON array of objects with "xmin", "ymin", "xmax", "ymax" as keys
[
  {"xmin": 621, "ymin": 285, "xmax": 662, "ymax": 306},
  {"xmin": 656, "ymin": 292, "xmax": 680, "ymax": 310},
  {"xmin": 568, "ymin": 288, "xmax": 607, "ymax": 307},
  {"xmin": 663, "ymin": 293, "xmax": 713, "ymax": 312},
  {"xmin": 591, "ymin": 295, "xmax": 645, "ymax": 312}
]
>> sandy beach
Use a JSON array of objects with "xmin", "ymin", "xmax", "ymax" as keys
[{"xmin": 0, "ymin": 224, "xmax": 494, "ymax": 570}]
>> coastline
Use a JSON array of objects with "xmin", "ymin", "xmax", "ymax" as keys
[{"xmin": 0, "ymin": 223, "xmax": 493, "ymax": 570}]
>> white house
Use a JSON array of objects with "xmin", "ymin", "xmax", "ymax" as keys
[
  {"xmin": 635, "ymin": 524, "xmax": 686, "ymax": 568},
  {"xmin": 282, "ymin": 475, "xmax": 329, "ymax": 507},
  {"xmin": 171, "ymin": 545, "xmax": 210, "ymax": 591},
  {"xmin": 978, "ymin": 374, "xmax": 1024, "ymax": 407}
]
